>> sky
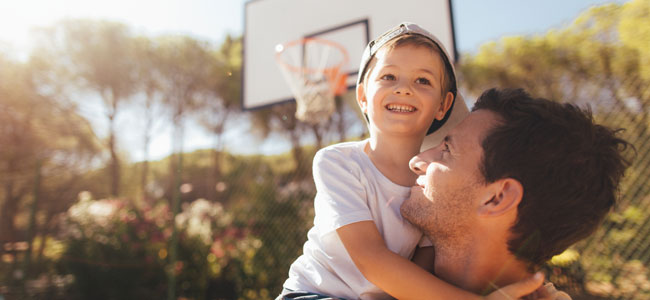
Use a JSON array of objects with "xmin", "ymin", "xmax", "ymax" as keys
[
  {"xmin": 452, "ymin": 0, "xmax": 627, "ymax": 52},
  {"xmin": 0, "ymin": 0, "xmax": 629, "ymax": 161}
]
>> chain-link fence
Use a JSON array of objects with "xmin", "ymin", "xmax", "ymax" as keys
[{"xmin": 541, "ymin": 90, "xmax": 650, "ymax": 300}]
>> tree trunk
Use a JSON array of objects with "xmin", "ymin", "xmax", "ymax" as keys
[
  {"xmin": 109, "ymin": 126, "xmax": 120, "ymax": 197},
  {"xmin": 1, "ymin": 180, "xmax": 18, "ymax": 244},
  {"xmin": 167, "ymin": 112, "xmax": 184, "ymax": 300},
  {"xmin": 106, "ymin": 89, "xmax": 121, "ymax": 197},
  {"xmin": 311, "ymin": 123, "xmax": 323, "ymax": 151},
  {"xmin": 22, "ymin": 160, "xmax": 41, "ymax": 279},
  {"xmin": 141, "ymin": 93, "xmax": 154, "ymax": 201},
  {"xmin": 210, "ymin": 130, "xmax": 224, "ymax": 201},
  {"xmin": 335, "ymin": 95, "xmax": 346, "ymax": 142},
  {"xmin": 35, "ymin": 215, "xmax": 51, "ymax": 269},
  {"xmin": 290, "ymin": 129, "xmax": 303, "ymax": 170}
]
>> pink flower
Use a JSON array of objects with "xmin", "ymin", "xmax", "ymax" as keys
[{"xmin": 211, "ymin": 241, "xmax": 225, "ymax": 258}]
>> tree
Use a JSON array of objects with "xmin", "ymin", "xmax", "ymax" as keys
[
  {"xmin": 0, "ymin": 56, "xmax": 41, "ymax": 246},
  {"xmin": 459, "ymin": 1, "xmax": 648, "ymax": 127},
  {"xmin": 153, "ymin": 35, "xmax": 214, "ymax": 299},
  {"xmin": 33, "ymin": 19, "xmax": 138, "ymax": 197},
  {"xmin": 195, "ymin": 35, "xmax": 242, "ymax": 200},
  {"xmin": 0, "ymin": 53, "xmax": 101, "ymax": 288},
  {"xmin": 251, "ymin": 102, "xmax": 316, "ymax": 173},
  {"xmin": 249, "ymin": 87, "xmax": 365, "ymax": 174},
  {"xmin": 132, "ymin": 36, "xmax": 167, "ymax": 200}
]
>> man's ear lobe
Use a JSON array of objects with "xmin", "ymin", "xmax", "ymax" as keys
[
  {"xmin": 356, "ymin": 84, "xmax": 367, "ymax": 113},
  {"xmin": 435, "ymin": 91, "xmax": 455, "ymax": 120},
  {"xmin": 478, "ymin": 178, "xmax": 523, "ymax": 217}
]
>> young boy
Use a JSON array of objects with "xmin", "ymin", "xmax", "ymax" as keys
[{"xmin": 278, "ymin": 23, "xmax": 544, "ymax": 300}]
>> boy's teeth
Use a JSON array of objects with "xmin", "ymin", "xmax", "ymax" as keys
[{"xmin": 386, "ymin": 104, "xmax": 415, "ymax": 112}]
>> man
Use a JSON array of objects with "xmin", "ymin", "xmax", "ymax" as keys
[{"xmin": 401, "ymin": 88, "xmax": 631, "ymax": 298}]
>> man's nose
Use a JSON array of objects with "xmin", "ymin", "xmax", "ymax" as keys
[{"xmin": 409, "ymin": 155, "xmax": 429, "ymax": 175}]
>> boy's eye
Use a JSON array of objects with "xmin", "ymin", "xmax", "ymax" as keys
[
  {"xmin": 380, "ymin": 74, "xmax": 396, "ymax": 81},
  {"xmin": 415, "ymin": 77, "xmax": 431, "ymax": 85}
]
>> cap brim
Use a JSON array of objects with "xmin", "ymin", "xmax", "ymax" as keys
[{"xmin": 420, "ymin": 93, "xmax": 470, "ymax": 152}]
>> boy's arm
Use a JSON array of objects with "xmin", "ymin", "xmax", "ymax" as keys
[
  {"xmin": 337, "ymin": 221, "xmax": 545, "ymax": 300},
  {"xmin": 337, "ymin": 221, "xmax": 479, "ymax": 300}
]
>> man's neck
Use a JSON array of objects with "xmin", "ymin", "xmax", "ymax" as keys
[{"xmin": 432, "ymin": 233, "xmax": 532, "ymax": 295}]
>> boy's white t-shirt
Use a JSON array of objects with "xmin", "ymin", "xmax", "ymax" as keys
[{"xmin": 283, "ymin": 140, "xmax": 430, "ymax": 300}]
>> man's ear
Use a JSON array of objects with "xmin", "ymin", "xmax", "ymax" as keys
[
  {"xmin": 434, "ymin": 91, "xmax": 454, "ymax": 121},
  {"xmin": 478, "ymin": 178, "xmax": 523, "ymax": 217},
  {"xmin": 356, "ymin": 83, "xmax": 368, "ymax": 114}
]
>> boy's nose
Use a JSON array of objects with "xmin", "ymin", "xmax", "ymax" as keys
[
  {"xmin": 409, "ymin": 155, "xmax": 429, "ymax": 175},
  {"xmin": 393, "ymin": 83, "xmax": 412, "ymax": 96}
]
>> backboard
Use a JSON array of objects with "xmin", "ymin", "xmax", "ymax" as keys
[{"xmin": 243, "ymin": 0, "xmax": 457, "ymax": 110}]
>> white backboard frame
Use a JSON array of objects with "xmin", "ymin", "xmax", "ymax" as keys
[{"xmin": 243, "ymin": 0, "xmax": 457, "ymax": 110}]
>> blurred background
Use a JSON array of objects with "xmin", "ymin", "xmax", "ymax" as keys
[{"xmin": 0, "ymin": 0, "xmax": 648, "ymax": 299}]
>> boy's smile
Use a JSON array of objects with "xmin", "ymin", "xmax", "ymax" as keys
[
  {"xmin": 386, "ymin": 103, "xmax": 416, "ymax": 113},
  {"xmin": 358, "ymin": 44, "xmax": 451, "ymax": 138}
]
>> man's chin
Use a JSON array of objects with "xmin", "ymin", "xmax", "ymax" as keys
[
  {"xmin": 401, "ymin": 186, "xmax": 426, "ymax": 223},
  {"xmin": 409, "ymin": 185, "xmax": 426, "ymax": 198}
]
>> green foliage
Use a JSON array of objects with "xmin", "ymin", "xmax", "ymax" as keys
[
  {"xmin": 57, "ymin": 195, "xmax": 260, "ymax": 300},
  {"xmin": 0, "ymin": 52, "xmax": 101, "ymax": 258},
  {"xmin": 228, "ymin": 168, "xmax": 315, "ymax": 299},
  {"xmin": 32, "ymin": 19, "xmax": 143, "ymax": 196},
  {"xmin": 47, "ymin": 146, "xmax": 317, "ymax": 300}
]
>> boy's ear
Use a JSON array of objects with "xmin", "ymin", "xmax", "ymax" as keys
[
  {"xmin": 434, "ymin": 91, "xmax": 455, "ymax": 121},
  {"xmin": 477, "ymin": 178, "xmax": 523, "ymax": 217},
  {"xmin": 356, "ymin": 83, "xmax": 368, "ymax": 113}
]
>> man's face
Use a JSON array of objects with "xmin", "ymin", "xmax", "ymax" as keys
[{"xmin": 401, "ymin": 110, "xmax": 499, "ymax": 240}]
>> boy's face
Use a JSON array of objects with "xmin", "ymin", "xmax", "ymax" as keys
[{"xmin": 357, "ymin": 45, "xmax": 453, "ymax": 138}]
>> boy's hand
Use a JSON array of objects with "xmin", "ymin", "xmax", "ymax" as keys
[{"xmin": 485, "ymin": 272, "xmax": 547, "ymax": 300}]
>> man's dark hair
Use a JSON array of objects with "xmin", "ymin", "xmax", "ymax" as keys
[{"xmin": 472, "ymin": 88, "xmax": 632, "ymax": 267}]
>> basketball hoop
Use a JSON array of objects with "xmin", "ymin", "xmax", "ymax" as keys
[{"xmin": 275, "ymin": 37, "xmax": 349, "ymax": 123}]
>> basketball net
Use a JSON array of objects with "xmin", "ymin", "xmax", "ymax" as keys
[{"xmin": 275, "ymin": 38, "xmax": 349, "ymax": 124}]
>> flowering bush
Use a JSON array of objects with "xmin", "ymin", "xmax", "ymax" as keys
[{"xmin": 57, "ymin": 193, "xmax": 260, "ymax": 299}]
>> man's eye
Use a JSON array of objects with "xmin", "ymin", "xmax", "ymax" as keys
[
  {"xmin": 442, "ymin": 142, "xmax": 450, "ymax": 153},
  {"xmin": 380, "ymin": 74, "xmax": 396, "ymax": 80},
  {"xmin": 415, "ymin": 77, "xmax": 431, "ymax": 85}
]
